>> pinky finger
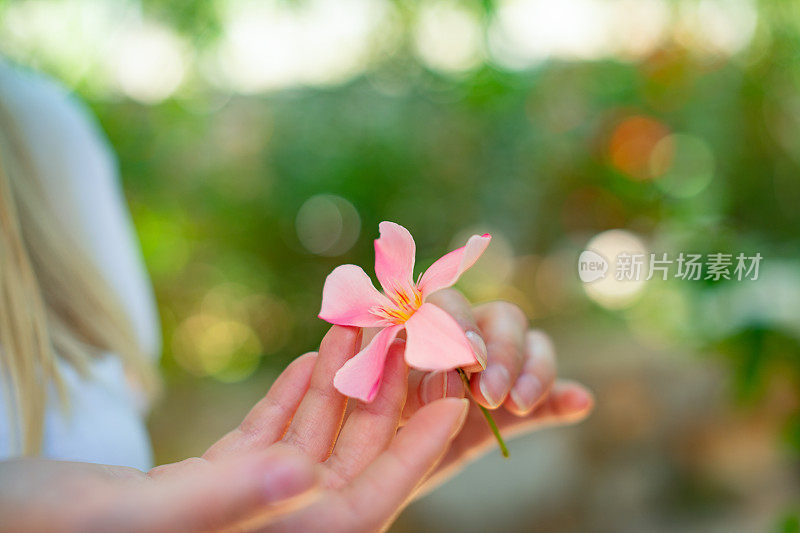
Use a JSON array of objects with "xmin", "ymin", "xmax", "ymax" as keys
[
  {"xmin": 498, "ymin": 379, "xmax": 594, "ymax": 437},
  {"xmin": 423, "ymin": 380, "xmax": 593, "ymax": 493}
]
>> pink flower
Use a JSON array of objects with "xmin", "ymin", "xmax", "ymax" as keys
[{"xmin": 318, "ymin": 221, "xmax": 491, "ymax": 402}]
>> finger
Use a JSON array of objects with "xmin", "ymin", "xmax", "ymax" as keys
[
  {"xmin": 504, "ymin": 379, "xmax": 594, "ymax": 431},
  {"xmin": 471, "ymin": 302, "xmax": 528, "ymax": 408},
  {"xmin": 426, "ymin": 289, "xmax": 488, "ymax": 371},
  {"xmin": 325, "ymin": 339, "xmax": 409, "ymax": 486},
  {"xmin": 204, "ymin": 352, "xmax": 318, "ymax": 460},
  {"xmin": 504, "ymin": 330, "xmax": 557, "ymax": 415},
  {"xmin": 401, "ymin": 369, "xmax": 465, "ymax": 423},
  {"xmin": 282, "ymin": 326, "xmax": 362, "ymax": 461},
  {"xmin": 421, "ymin": 380, "xmax": 593, "ymax": 495},
  {"xmin": 337, "ymin": 399, "xmax": 468, "ymax": 529},
  {"xmin": 275, "ymin": 399, "xmax": 468, "ymax": 532},
  {"xmin": 103, "ymin": 449, "xmax": 320, "ymax": 533},
  {"xmin": 319, "ymin": 398, "xmax": 468, "ymax": 533}
]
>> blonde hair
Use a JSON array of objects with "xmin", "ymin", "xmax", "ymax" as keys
[{"xmin": 0, "ymin": 100, "xmax": 156, "ymax": 455}]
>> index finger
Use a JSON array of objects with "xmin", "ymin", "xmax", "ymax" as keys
[{"xmin": 282, "ymin": 325, "xmax": 362, "ymax": 461}]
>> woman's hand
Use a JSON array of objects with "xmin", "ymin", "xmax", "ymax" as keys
[
  {"xmin": 0, "ymin": 326, "xmax": 468, "ymax": 533},
  {"xmin": 404, "ymin": 289, "xmax": 593, "ymax": 491},
  {"xmin": 0, "ymin": 295, "xmax": 591, "ymax": 533},
  {"xmin": 0, "ymin": 447, "xmax": 319, "ymax": 532},
  {"xmin": 204, "ymin": 326, "xmax": 468, "ymax": 532}
]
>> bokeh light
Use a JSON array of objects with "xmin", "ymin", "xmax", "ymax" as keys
[
  {"xmin": 0, "ymin": 0, "xmax": 122, "ymax": 86},
  {"xmin": 675, "ymin": 0, "xmax": 758, "ymax": 58},
  {"xmin": 582, "ymin": 230, "xmax": 648, "ymax": 309},
  {"xmin": 414, "ymin": 2, "xmax": 483, "ymax": 74},
  {"xmin": 607, "ymin": 0, "xmax": 670, "ymax": 59},
  {"xmin": 488, "ymin": 0, "xmax": 611, "ymax": 69},
  {"xmin": 172, "ymin": 313, "xmax": 261, "ymax": 380},
  {"xmin": 170, "ymin": 283, "xmax": 289, "ymax": 382},
  {"xmin": 206, "ymin": 0, "xmax": 389, "ymax": 93},
  {"xmin": 295, "ymin": 194, "xmax": 361, "ymax": 256},
  {"xmin": 113, "ymin": 20, "xmax": 188, "ymax": 103},
  {"xmin": 650, "ymin": 134, "xmax": 715, "ymax": 198},
  {"xmin": 608, "ymin": 115, "xmax": 671, "ymax": 181}
]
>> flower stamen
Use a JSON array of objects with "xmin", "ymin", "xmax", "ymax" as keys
[{"xmin": 372, "ymin": 286, "xmax": 423, "ymax": 324}]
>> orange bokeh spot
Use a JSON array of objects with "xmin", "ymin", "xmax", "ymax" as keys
[{"xmin": 608, "ymin": 115, "xmax": 671, "ymax": 180}]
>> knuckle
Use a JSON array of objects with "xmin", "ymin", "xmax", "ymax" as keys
[
  {"xmin": 149, "ymin": 457, "xmax": 207, "ymax": 478},
  {"xmin": 238, "ymin": 397, "xmax": 280, "ymax": 437},
  {"xmin": 358, "ymin": 396, "xmax": 402, "ymax": 421},
  {"xmin": 492, "ymin": 301, "xmax": 527, "ymax": 324},
  {"xmin": 435, "ymin": 287, "xmax": 463, "ymax": 300},
  {"xmin": 428, "ymin": 288, "xmax": 470, "ymax": 314},
  {"xmin": 486, "ymin": 339, "xmax": 524, "ymax": 366},
  {"xmin": 525, "ymin": 329, "xmax": 557, "ymax": 364},
  {"xmin": 180, "ymin": 457, "xmax": 208, "ymax": 470},
  {"xmin": 296, "ymin": 351, "xmax": 319, "ymax": 363},
  {"xmin": 320, "ymin": 325, "xmax": 360, "ymax": 354},
  {"xmin": 319, "ymin": 330, "xmax": 339, "ymax": 353},
  {"xmin": 527, "ymin": 328, "xmax": 549, "ymax": 340},
  {"xmin": 432, "ymin": 287, "xmax": 463, "ymax": 301}
]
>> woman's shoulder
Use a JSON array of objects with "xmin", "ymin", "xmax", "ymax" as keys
[{"xmin": 0, "ymin": 59, "xmax": 117, "ymax": 184}]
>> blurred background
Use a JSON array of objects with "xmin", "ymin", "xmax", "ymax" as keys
[{"xmin": 3, "ymin": 0, "xmax": 800, "ymax": 530}]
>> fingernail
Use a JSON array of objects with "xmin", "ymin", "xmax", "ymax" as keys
[
  {"xmin": 509, "ymin": 374, "xmax": 543, "ymax": 411},
  {"xmin": 262, "ymin": 455, "xmax": 318, "ymax": 503},
  {"xmin": 479, "ymin": 364, "xmax": 511, "ymax": 408},
  {"xmin": 355, "ymin": 328, "xmax": 364, "ymax": 350},
  {"xmin": 465, "ymin": 331, "xmax": 488, "ymax": 370},
  {"xmin": 450, "ymin": 398, "xmax": 470, "ymax": 439},
  {"xmin": 421, "ymin": 371, "xmax": 447, "ymax": 404},
  {"xmin": 446, "ymin": 370, "xmax": 466, "ymax": 398}
]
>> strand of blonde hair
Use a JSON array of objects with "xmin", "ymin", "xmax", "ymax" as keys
[{"xmin": 0, "ymin": 98, "xmax": 157, "ymax": 455}]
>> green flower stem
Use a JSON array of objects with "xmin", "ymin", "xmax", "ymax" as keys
[{"xmin": 456, "ymin": 368, "xmax": 509, "ymax": 458}]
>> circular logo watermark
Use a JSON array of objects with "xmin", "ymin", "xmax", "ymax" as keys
[{"xmin": 577, "ymin": 250, "xmax": 608, "ymax": 283}]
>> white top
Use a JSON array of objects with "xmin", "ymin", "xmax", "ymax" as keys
[{"xmin": 0, "ymin": 61, "xmax": 161, "ymax": 471}]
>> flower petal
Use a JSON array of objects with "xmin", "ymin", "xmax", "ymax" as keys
[
  {"xmin": 374, "ymin": 221, "xmax": 416, "ymax": 296},
  {"xmin": 319, "ymin": 265, "xmax": 392, "ymax": 327},
  {"xmin": 333, "ymin": 325, "xmax": 404, "ymax": 402},
  {"xmin": 404, "ymin": 303, "xmax": 477, "ymax": 371},
  {"xmin": 418, "ymin": 233, "xmax": 491, "ymax": 297}
]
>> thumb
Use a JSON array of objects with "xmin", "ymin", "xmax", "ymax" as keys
[{"xmin": 104, "ymin": 449, "xmax": 320, "ymax": 533}]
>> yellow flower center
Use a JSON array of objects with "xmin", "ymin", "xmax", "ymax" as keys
[{"xmin": 376, "ymin": 286, "xmax": 423, "ymax": 324}]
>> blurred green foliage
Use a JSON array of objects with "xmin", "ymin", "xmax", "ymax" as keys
[
  {"xmin": 3, "ymin": 0, "xmax": 800, "ymax": 528},
  {"xmin": 5, "ymin": 0, "xmax": 800, "ymax": 427},
  {"xmin": 85, "ymin": 2, "xmax": 800, "ymax": 397}
]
